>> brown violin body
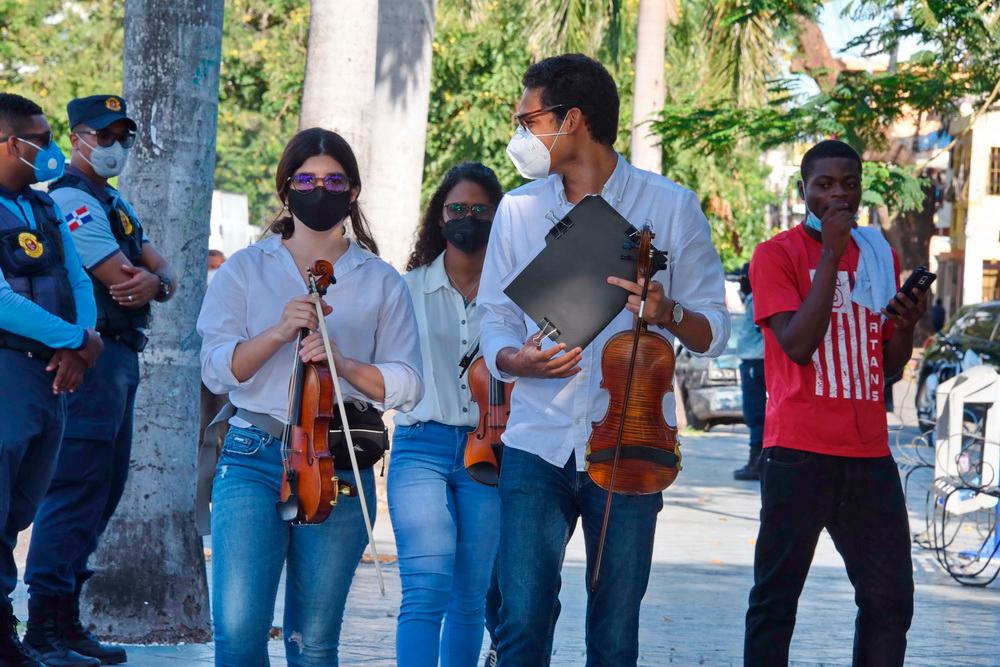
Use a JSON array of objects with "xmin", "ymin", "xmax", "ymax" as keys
[
  {"xmin": 464, "ymin": 356, "xmax": 513, "ymax": 486},
  {"xmin": 585, "ymin": 225, "xmax": 682, "ymax": 497},
  {"xmin": 587, "ymin": 330, "xmax": 681, "ymax": 494},
  {"xmin": 278, "ymin": 260, "xmax": 341, "ymax": 524}
]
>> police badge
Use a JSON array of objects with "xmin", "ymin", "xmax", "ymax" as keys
[{"xmin": 17, "ymin": 232, "xmax": 43, "ymax": 259}]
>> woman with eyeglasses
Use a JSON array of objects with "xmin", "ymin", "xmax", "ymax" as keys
[
  {"xmin": 197, "ymin": 128, "xmax": 423, "ymax": 667},
  {"xmin": 388, "ymin": 163, "xmax": 504, "ymax": 666}
]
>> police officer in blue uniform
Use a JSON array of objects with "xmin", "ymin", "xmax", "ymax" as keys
[
  {"xmin": 24, "ymin": 95, "xmax": 175, "ymax": 667},
  {"xmin": 0, "ymin": 93, "xmax": 103, "ymax": 667}
]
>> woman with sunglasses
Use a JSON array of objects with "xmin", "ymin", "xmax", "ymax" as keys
[
  {"xmin": 389, "ymin": 163, "xmax": 503, "ymax": 666},
  {"xmin": 197, "ymin": 128, "xmax": 423, "ymax": 667}
]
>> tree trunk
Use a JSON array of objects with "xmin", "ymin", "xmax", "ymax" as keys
[
  {"xmin": 629, "ymin": 0, "xmax": 670, "ymax": 174},
  {"xmin": 81, "ymin": 0, "xmax": 223, "ymax": 642},
  {"xmin": 884, "ymin": 180, "xmax": 938, "ymax": 344},
  {"xmin": 299, "ymin": 1, "xmax": 379, "ymax": 188},
  {"xmin": 790, "ymin": 14, "xmax": 843, "ymax": 93},
  {"xmin": 364, "ymin": 0, "xmax": 437, "ymax": 269}
]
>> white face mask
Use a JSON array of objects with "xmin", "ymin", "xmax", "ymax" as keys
[
  {"xmin": 505, "ymin": 116, "xmax": 568, "ymax": 180},
  {"xmin": 79, "ymin": 135, "xmax": 129, "ymax": 178}
]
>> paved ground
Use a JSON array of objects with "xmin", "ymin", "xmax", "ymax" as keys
[{"xmin": 13, "ymin": 379, "xmax": 1000, "ymax": 665}]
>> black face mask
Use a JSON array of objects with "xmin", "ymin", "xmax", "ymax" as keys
[
  {"xmin": 442, "ymin": 216, "xmax": 492, "ymax": 254},
  {"xmin": 286, "ymin": 188, "xmax": 352, "ymax": 232}
]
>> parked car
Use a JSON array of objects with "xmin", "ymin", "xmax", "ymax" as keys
[
  {"xmin": 675, "ymin": 313, "xmax": 747, "ymax": 430},
  {"xmin": 915, "ymin": 301, "xmax": 1000, "ymax": 432}
]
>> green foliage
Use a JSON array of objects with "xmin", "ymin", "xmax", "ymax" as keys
[{"xmin": 654, "ymin": 0, "xmax": 1000, "ymax": 217}]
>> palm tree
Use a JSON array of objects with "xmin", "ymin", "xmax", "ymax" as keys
[
  {"xmin": 630, "ymin": 0, "xmax": 675, "ymax": 173},
  {"xmin": 85, "ymin": 0, "xmax": 222, "ymax": 641}
]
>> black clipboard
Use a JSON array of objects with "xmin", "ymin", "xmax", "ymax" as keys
[{"xmin": 503, "ymin": 195, "xmax": 659, "ymax": 351}]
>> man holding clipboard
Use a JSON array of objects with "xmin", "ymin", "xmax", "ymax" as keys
[{"xmin": 477, "ymin": 54, "xmax": 729, "ymax": 666}]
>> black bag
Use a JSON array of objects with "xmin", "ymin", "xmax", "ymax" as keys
[{"xmin": 329, "ymin": 402, "xmax": 389, "ymax": 471}]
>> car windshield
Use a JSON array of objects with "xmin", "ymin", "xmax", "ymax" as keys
[{"xmin": 948, "ymin": 306, "xmax": 1000, "ymax": 341}]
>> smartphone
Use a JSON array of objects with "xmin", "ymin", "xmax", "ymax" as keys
[{"xmin": 886, "ymin": 266, "xmax": 936, "ymax": 315}]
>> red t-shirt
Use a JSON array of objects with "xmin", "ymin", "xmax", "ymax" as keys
[{"xmin": 750, "ymin": 224, "xmax": 899, "ymax": 457}]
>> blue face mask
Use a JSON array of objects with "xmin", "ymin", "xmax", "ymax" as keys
[
  {"xmin": 17, "ymin": 138, "xmax": 66, "ymax": 183},
  {"xmin": 804, "ymin": 208, "xmax": 823, "ymax": 232}
]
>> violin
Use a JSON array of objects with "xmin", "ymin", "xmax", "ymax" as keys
[
  {"xmin": 586, "ymin": 225, "xmax": 682, "ymax": 589},
  {"xmin": 464, "ymin": 356, "xmax": 513, "ymax": 486},
  {"xmin": 277, "ymin": 260, "xmax": 340, "ymax": 524},
  {"xmin": 276, "ymin": 259, "xmax": 386, "ymax": 592}
]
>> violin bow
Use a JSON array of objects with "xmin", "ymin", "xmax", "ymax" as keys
[
  {"xmin": 590, "ymin": 225, "xmax": 654, "ymax": 593},
  {"xmin": 310, "ymin": 290, "xmax": 387, "ymax": 596}
]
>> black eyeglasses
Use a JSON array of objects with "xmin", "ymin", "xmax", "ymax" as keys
[
  {"xmin": 445, "ymin": 202, "xmax": 495, "ymax": 220},
  {"xmin": 0, "ymin": 132, "xmax": 53, "ymax": 147},
  {"xmin": 289, "ymin": 172, "xmax": 352, "ymax": 194},
  {"xmin": 512, "ymin": 104, "xmax": 565, "ymax": 129},
  {"xmin": 77, "ymin": 128, "xmax": 136, "ymax": 149}
]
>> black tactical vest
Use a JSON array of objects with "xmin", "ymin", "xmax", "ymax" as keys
[
  {"xmin": 49, "ymin": 171, "xmax": 150, "ymax": 333},
  {"xmin": 0, "ymin": 189, "xmax": 77, "ymax": 356}
]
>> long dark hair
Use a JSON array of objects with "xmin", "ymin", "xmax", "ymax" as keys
[
  {"xmin": 269, "ymin": 127, "xmax": 379, "ymax": 255},
  {"xmin": 406, "ymin": 162, "xmax": 503, "ymax": 271}
]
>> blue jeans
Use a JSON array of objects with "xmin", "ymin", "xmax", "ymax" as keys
[
  {"xmin": 210, "ymin": 425, "xmax": 375, "ymax": 667},
  {"xmin": 745, "ymin": 448, "xmax": 913, "ymax": 666},
  {"xmin": 495, "ymin": 448, "xmax": 662, "ymax": 667},
  {"xmin": 740, "ymin": 359, "xmax": 766, "ymax": 448},
  {"xmin": 388, "ymin": 422, "xmax": 500, "ymax": 667},
  {"xmin": 0, "ymin": 351, "xmax": 65, "ymax": 601},
  {"xmin": 27, "ymin": 338, "xmax": 139, "ymax": 596}
]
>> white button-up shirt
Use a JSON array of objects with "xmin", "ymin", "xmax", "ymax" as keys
[
  {"xmin": 395, "ymin": 252, "xmax": 480, "ymax": 428},
  {"xmin": 477, "ymin": 153, "xmax": 729, "ymax": 471},
  {"xmin": 198, "ymin": 235, "xmax": 423, "ymax": 423}
]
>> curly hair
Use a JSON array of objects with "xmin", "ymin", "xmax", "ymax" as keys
[
  {"xmin": 406, "ymin": 162, "xmax": 503, "ymax": 272},
  {"xmin": 268, "ymin": 127, "xmax": 379, "ymax": 255}
]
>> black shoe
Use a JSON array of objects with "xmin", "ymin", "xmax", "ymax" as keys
[
  {"xmin": 0, "ymin": 607, "xmax": 47, "ymax": 667},
  {"xmin": 23, "ymin": 597, "xmax": 99, "ymax": 667},
  {"xmin": 733, "ymin": 449, "xmax": 761, "ymax": 481},
  {"xmin": 482, "ymin": 641, "xmax": 497, "ymax": 667},
  {"xmin": 57, "ymin": 591, "xmax": 126, "ymax": 666}
]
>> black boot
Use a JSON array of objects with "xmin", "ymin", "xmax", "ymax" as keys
[
  {"xmin": 56, "ymin": 581, "xmax": 126, "ymax": 666},
  {"xmin": 733, "ymin": 446, "xmax": 762, "ymax": 481},
  {"xmin": 22, "ymin": 597, "xmax": 99, "ymax": 667},
  {"xmin": 0, "ymin": 604, "xmax": 47, "ymax": 667}
]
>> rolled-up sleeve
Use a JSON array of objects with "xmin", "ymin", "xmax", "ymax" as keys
[
  {"xmin": 372, "ymin": 276, "xmax": 424, "ymax": 412},
  {"xmin": 669, "ymin": 191, "xmax": 730, "ymax": 358},
  {"xmin": 477, "ymin": 197, "xmax": 528, "ymax": 382},
  {"xmin": 197, "ymin": 261, "xmax": 252, "ymax": 394}
]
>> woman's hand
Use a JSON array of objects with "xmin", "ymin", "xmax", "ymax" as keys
[
  {"xmin": 298, "ymin": 330, "xmax": 343, "ymax": 365},
  {"xmin": 270, "ymin": 294, "xmax": 332, "ymax": 343}
]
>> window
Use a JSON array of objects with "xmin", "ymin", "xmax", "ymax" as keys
[{"xmin": 990, "ymin": 147, "xmax": 1000, "ymax": 196}]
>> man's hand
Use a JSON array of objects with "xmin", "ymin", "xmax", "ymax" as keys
[
  {"xmin": 819, "ymin": 201, "xmax": 855, "ymax": 258},
  {"xmin": 76, "ymin": 329, "xmax": 104, "ymax": 367},
  {"xmin": 46, "ymin": 349, "xmax": 87, "ymax": 394},
  {"xmin": 497, "ymin": 335, "xmax": 582, "ymax": 379},
  {"xmin": 881, "ymin": 287, "xmax": 928, "ymax": 333},
  {"xmin": 110, "ymin": 264, "xmax": 161, "ymax": 308},
  {"xmin": 606, "ymin": 276, "xmax": 670, "ymax": 326}
]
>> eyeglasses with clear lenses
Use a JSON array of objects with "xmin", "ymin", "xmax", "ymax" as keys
[
  {"xmin": 77, "ymin": 128, "xmax": 137, "ymax": 149},
  {"xmin": 445, "ymin": 202, "xmax": 495, "ymax": 220},
  {"xmin": 289, "ymin": 172, "xmax": 352, "ymax": 194}
]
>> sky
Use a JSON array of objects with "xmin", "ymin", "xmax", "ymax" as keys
[{"xmin": 820, "ymin": 0, "xmax": 923, "ymax": 62}]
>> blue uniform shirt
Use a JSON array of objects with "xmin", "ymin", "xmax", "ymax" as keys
[{"xmin": 0, "ymin": 186, "xmax": 96, "ymax": 349}]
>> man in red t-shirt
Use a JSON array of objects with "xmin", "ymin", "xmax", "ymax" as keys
[{"xmin": 744, "ymin": 140, "xmax": 926, "ymax": 667}]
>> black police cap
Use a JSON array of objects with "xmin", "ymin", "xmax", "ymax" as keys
[{"xmin": 67, "ymin": 95, "xmax": 137, "ymax": 131}]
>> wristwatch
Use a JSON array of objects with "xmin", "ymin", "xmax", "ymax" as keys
[
  {"xmin": 157, "ymin": 278, "xmax": 173, "ymax": 300},
  {"xmin": 671, "ymin": 301, "xmax": 684, "ymax": 326}
]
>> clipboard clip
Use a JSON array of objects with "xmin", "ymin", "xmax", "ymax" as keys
[
  {"xmin": 533, "ymin": 318, "xmax": 561, "ymax": 349},
  {"xmin": 548, "ymin": 209, "xmax": 574, "ymax": 239}
]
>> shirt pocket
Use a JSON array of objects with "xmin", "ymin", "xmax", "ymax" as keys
[{"xmin": 221, "ymin": 426, "xmax": 269, "ymax": 456}]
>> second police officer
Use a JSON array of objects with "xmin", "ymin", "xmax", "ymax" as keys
[{"xmin": 24, "ymin": 95, "xmax": 176, "ymax": 667}]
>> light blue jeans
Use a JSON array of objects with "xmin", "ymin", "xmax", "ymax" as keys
[
  {"xmin": 388, "ymin": 421, "xmax": 500, "ymax": 667},
  {"xmin": 210, "ymin": 424, "xmax": 375, "ymax": 667}
]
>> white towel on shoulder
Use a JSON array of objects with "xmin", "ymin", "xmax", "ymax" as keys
[{"xmin": 850, "ymin": 226, "xmax": 896, "ymax": 320}]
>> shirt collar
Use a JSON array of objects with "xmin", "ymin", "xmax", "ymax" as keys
[
  {"xmin": 423, "ymin": 252, "xmax": 452, "ymax": 294},
  {"xmin": 259, "ymin": 233, "xmax": 372, "ymax": 277},
  {"xmin": 552, "ymin": 152, "xmax": 631, "ymax": 208}
]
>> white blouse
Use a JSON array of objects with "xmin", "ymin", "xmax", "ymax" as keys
[
  {"xmin": 395, "ymin": 252, "xmax": 480, "ymax": 428},
  {"xmin": 198, "ymin": 235, "xmax": 423, "ymax": 423}
]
